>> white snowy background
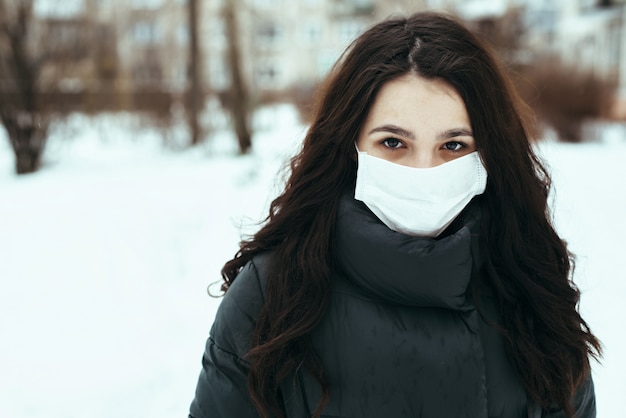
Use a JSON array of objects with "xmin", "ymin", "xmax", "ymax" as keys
[{"xmin": 0, "ymin": 105, "xmax": 624, "ymax": 417}]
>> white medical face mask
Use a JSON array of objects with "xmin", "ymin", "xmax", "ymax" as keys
[{"xmin": 354, "ymin": 151, "xmax": 488, "ymax": 237}]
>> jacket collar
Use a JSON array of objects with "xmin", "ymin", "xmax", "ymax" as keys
[{"xmin": 334, "ymin": 193, "xmax": 483, "ymax": 310}]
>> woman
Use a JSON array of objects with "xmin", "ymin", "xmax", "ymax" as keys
[{"xmin": 189, "ymin": 12, "xmax": 601, "ymax": 418}]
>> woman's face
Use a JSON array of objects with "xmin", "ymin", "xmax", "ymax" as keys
[{"xmin": 356, "ymin": 74, "xmax": 476, "ymax": 168}]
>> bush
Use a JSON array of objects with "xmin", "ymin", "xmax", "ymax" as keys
[{"xmin": 513, "ymin": 59, "xmax": 617, "ymax": 142}]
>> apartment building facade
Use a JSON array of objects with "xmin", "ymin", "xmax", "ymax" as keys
[
  {"xmin": 201, "ymin": 0, "xmax": 378, "ymax": 93},
  {"xmin": 27, "ymin": 0, "xmax": 626, "ymax": 114}
]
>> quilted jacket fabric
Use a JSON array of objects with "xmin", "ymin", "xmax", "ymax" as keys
[{"xmin": 189, "ymin": 195, "xmax": 596, "ymax": 418}]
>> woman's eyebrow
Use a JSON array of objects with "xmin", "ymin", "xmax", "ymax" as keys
[
  {"xmin": 438, "ymin": 128, "xmax": 473, "ymax": 140},
  {"xmin": 368, "ymin": 124, "xmax": 416, "ymax": 140},
  {"xmin": 368, "ymin": 125, "xmax": 473, "ymax": 141}
]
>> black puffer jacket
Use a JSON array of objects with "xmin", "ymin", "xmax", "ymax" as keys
[{"xmin": 189, "ymin": 195, "xmax": 596, "ymax": 418}]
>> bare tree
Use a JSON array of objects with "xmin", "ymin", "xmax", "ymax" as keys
[
  {"xmin": 223, "ymin": 0, "xmax": 251, "ymax": 154},
  {"xmin": 0, "ymin": 1, "xmax": 125, "ymax": 173},
  {"xmin": 0, "ymin": 0, "xmax": 49, "ymax": 174},
  {"xmin": 187, "ymin": 0, "xmax": 203, "ymax": 145}
]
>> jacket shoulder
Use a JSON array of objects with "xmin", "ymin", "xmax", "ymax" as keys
[
  {"xmin": 210, "ymin": 253, "xmax": 271, "ymax": 360},
  {"xmin": 189, "ymin": 255, "xmax": 272, "ymax": 418}
]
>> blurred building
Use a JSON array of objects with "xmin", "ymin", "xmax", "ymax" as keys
[
  {"xmin": 202, "ymin": 0, "xmax": 379, "ymax": 94},
  {"xmin": 31, "ymin": 0, "xmax": 187, "ymax": 113},
  {"xmin": 27, "ymin": 1, "xmax": 102, "ymax": 92},
  {"xmin": 27, "ymin": 0, "xmax": 626, "ymax": 116},
  {"xmin": 427, "ymin": 0, "xmax": 626, "ymax": 117}
]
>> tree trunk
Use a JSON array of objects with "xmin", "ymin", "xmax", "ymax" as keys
[
  {"xmin": 224, "ymin": 0, "xmax": 251, "ymax": 154},
  {"xmin": 187, "ymin": 0, "xmax": 203, "ymax": 145},
  {"xmin": 0, "ymin": 0, "xmax": 48, "ymax": 174},
  {"xmin": 14, "ymin": 137, "xmax": 44, "ymax": 174},
  {"xmin": 2, "ymin": 115, "xmax": 47, "ymax": 174}
]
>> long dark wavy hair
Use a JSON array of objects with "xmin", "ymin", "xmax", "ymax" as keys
[{"xmin": 221, "ymin": 11, "xmax": 601, "ymax": 418}]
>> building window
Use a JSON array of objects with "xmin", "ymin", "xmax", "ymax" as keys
[
  {"xmin": 256, "ymin": 22, "xmax": 283, "ymax": 49},
  {"xmin": 208, "ymin": 19, "xmax": 227, "ymax": 48},
  {"xmin": 177, "ymin": 24, "xmax": 189, "ymax": 45},
  {"xmin": 173, "ymin": 63, "xmax": 186, "ymax": 90},
  {"xmin": 575, "ymin": 35, "xmax": 597, "ymax": 70},
  {"xmin": 255, "ymin": 61, "xmax": 281, "ymax": 88},
  {"xmin": 301, "ymin": 20, "xmax": 322, "ymax": 45},
  {"xmin": 133, "ymin": 21, "xmax": 160, "ymax": 45},
  {"xmin": 49, "ymin": 23, "xmax": 83, "ymax": 48},
  {"xmin": 133, "ymin": 61, "xmax": 162, "ymax": 85},
  {"xmin": 608, "ymin": 24, "xmax": 621, "ymax": 69},
  {"xmin": 208, "ymin": 56, "xmax": 230, "ymax": 90}
]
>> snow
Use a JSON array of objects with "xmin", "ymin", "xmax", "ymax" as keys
[{"xmin": 0, "ymin": 106, "xmax": 624, "ymax": 417}]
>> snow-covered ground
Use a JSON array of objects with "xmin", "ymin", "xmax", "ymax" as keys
[{"xmin": 0, "ymin": 107, "xmax": 624, "ymax": 417}]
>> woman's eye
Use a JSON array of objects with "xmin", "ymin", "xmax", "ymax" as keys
[
  {"xmin": 443, "ymin": 141, "xmax": 464, "ymax": 152},
  {"xmin": 382, "ymin": 138, "xmax": 403, "ymax": 149}
]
